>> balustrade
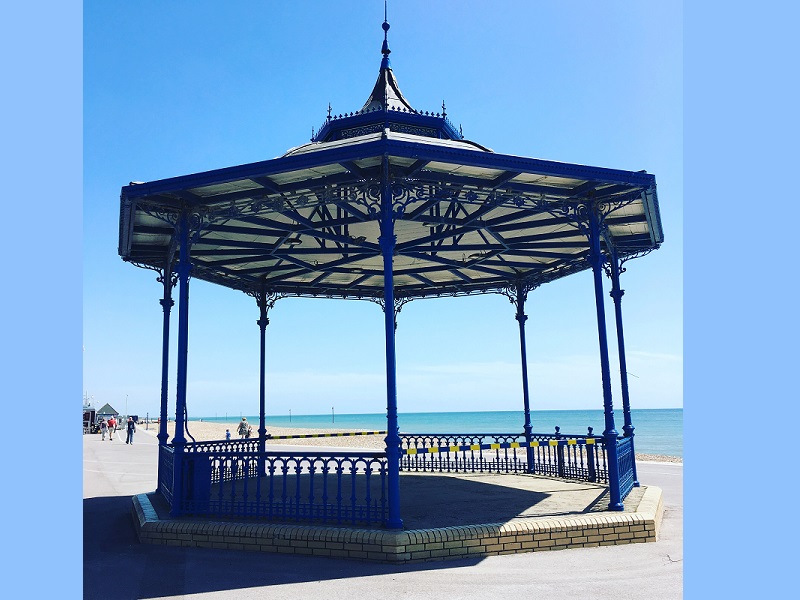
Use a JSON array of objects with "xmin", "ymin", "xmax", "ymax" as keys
[{"xmin": 160, "ymin": 426, "xmax": 634, "ymax": 526}]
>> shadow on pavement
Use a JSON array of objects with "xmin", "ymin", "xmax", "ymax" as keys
[{"xmin": 84, "ymin": 494, "xmax": 487, "ymax": 600}]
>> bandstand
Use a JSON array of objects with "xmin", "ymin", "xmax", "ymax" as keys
[{"xmin": 119, "ymin": 16, "xmax": 663, "ymax": 534}]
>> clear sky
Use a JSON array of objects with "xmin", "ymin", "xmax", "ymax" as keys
[{"xmin": 83, "ymin": 0, "xmax": 683, "ymax": 418}]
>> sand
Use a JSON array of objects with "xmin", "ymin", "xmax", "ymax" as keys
[{"xmin": 152, "ymin": 419, "xmax": 681, "ymax": 463}]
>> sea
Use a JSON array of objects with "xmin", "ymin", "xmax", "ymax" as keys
[{"xmin": 199, "ymin": 408, "xmax": 683, "ymax": 458}]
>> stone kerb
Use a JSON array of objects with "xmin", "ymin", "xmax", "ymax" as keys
[{"xmin": 132, "ymin": 486, "xmax": 663, "ymax": 563}]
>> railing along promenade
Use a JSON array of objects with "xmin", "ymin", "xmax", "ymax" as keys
[{"xmin": 158, "ymin": 427, "xmax": 635, "ymax": 525}]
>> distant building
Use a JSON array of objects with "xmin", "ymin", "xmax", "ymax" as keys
[{"xmin": 96, "ymin": 403, "xmax": 119, "ymax": 420}]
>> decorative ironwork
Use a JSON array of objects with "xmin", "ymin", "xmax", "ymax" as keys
[
  {"xmin": 617, "ymin": 435, "xmax": 635, "ymax": 500},
  {"xmin": 129, "ymin": 260, "xmax": 166, "ymax": 277},
  {"xmin": 370, "ymin": 295, "xmax": 413, "ymax": 330},
  {"xmin": 399, "ymin": 431, "xmax": 608, "ymax": 482},
  {"xmin": 156, "ymin": 270, "xmax": 179, "ymax": 290},
  {"xmin": 246, "ymin": 288, "xmax": 284, "ymax": 313},
  {"xmin": 621, "ymin": 245, "xmax": 656, "ymax": 264},
  {"xmin": 391, "ymin": 124, "xmax": 437, "ymax": 137},
  {"xmin": 340, "ymin": 123, "xmax": 383, "ymax": 139},
  {"xmin": 498, "ymin": 278, "xmax": 541, "ymax": 312},
  {"xmin": 172, "ymin": 444, "xmax": 388, "ymax": 525},
  {"xmin": 556, "ymin": 194, "xmax": 644, "ymax": 241},
  {"xmin": 138, "ymin": 202, "xmax": 180, "ymax": 227},
  {"xmin": 158, "ymin": 445, "xmax": 175, "ymax": 503}
]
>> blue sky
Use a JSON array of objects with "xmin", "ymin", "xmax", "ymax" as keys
[{"xmin": 83, "ymin": 0, "xmax": 683, "ymax": 418}]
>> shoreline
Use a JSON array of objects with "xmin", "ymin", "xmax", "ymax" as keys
[{"xmin": 150, "ymin": 420, "xmax": 682, "ymax": 464}]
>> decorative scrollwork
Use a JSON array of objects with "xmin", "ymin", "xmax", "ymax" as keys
[
  {"xmin": 485, "ymin": 191, "xmax": 550, "ymax": 211},
  {"xmin": 391, "ymin": 124, "xmax": 437, "ymax": 137},
  {"xmin": 346, "ymin": 181, "xmax": 382, "ymax": 217},
  {"xmin": 370, "ymin": 296, "xmax": 413, "ymax": 330},
  {"xmin": 138, "ymin": 202, "xmax": 180, "ymax": 227},
  {"xmin": 619, "ymin": 245, "xmax": 656, "ymax": 267},
  {"xmin": 128, "ymin": 260, "xmax": 164, "ymax": 276},
  {"xmin": 601, "ymin": 236, "xmax": 657, "ymax": 281},
  {"xmin": 498, "ymin": 278, "xmax": 541, "ymax": 315},
  {"xmin": 246, "ymin": 288, "xmax": 284, "ymax": 311},
  {"xmin": 156, "ymin": 270, "xmax": 179, "ymax": 290},
  {"xmin": 555, "ymin": 200, "xmax": 593, "ymax": 237},
  {"xmin": 340, "ymin": 123, "xmax": 383, "ymax": 139}
]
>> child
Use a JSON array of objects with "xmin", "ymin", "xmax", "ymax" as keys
[{"xmin": 225, "ymin": 429, "xmax": 231, "ymax": 441}]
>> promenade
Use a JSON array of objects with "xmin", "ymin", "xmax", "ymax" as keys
[{"xmin": 84, "ymin": 426, "xmax": 682, "ymax": 599}]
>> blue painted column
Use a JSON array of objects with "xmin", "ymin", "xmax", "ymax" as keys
[
  {"xmin": 587, "ymin": 203, "xmax": 623, "ymax": 511},
  {"xmin": 156, "ymin": 265, "xmax": 174, "ymax": 490},
  {"xmin": 379, "ymin": 156, "xmax": 403, "ymax": 529},
  {"xmin": 607, "ymin": 245, "xmax": 639, "ymax": 487},
  {"xmin": 514, "ymin": 283, "xmax": 535, "ymax": 472},
  {"xmin": 170, "ymin": 210, "xmax": 191, "ymax": 517},
  {"xmin": 257, "ymin": 292, "xmax": 269, "ymax": 460}
]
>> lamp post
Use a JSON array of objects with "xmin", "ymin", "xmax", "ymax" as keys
[
  {"xmin": 332, "ymin": 406, "xmax": 334, "ymax": 423},
  {"xmin": 125, "ymin": 394, "xmax": 128, "ymax": 423},
  {"xmin": 289, "ymin": 409, "xmax": 291, "ymax": 423}
]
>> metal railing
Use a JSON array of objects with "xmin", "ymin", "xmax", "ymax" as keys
[
  {"xmin": 173, "ymin": 446, "xmax": 388, "ymax": 526},
  {"xmin": 400, "ymin": 428, "xmax": 609, "ymax": 484},
  {"xmin": 617, "ymin": 435, "xmax": 635, "ymax": 500},
  {"xmin": 158, "ymin": 445, "xmax": 174, "ymax": 503},
  {"xmin": 160, "ymin": 427, "xmax": 634, "ymax": 525}
]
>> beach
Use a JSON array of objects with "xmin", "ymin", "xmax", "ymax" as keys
[{"xmin": 152, "ymin": 420, "xmax": 681, "ymax": 463}]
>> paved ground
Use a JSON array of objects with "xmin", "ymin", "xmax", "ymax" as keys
[{"xmin": 84, "ymin": 426, "xmax": 682, "ymax": 599}]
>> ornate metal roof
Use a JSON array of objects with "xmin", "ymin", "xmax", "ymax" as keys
[{"xmin": 119, "ymin": 18, "xmax": 663, "ymax": 301}]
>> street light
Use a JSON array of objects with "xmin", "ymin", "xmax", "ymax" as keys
[{"xmin": 332, "ymin": 406, "xmax": 335, "ymax": 423}]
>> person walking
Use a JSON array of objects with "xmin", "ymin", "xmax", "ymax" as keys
[
  {"xmin": 225, "ymin": 429, "xmax": 231, "ymax": 441},
  {"xmin": 125, "ymin": 417, "xmax": 136, "ymax": 444},
  {"xmin": 99, "ymin": 418, "xmax": 108, "ymax": 441},
  {"xmin": 107, "ymin": 416, "xmax": 116, "ymax": 441},
  {"xmin": 237, "ymin": 417, "xmax": 249, "ymax": 439}
]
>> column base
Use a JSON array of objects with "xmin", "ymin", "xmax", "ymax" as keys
[{"xmin": 385, "ymin": 518, "xmax": 404, "ymax": 529}]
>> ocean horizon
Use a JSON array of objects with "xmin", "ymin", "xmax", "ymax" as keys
[{"xmin": 198, "ymin": 408, "xmax": 683, "ymax": 457}]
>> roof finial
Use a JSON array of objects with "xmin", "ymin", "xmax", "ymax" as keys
[
  {"xmin": 380, "ymin": 1, "xmax": 391, "ymax": 70},
  {"xmin": 327, "ymin": 102, "xmax": 332, "ymax": 120},
  {"xmin": 442, "ymin": 100, "xmax": 447, "ymax": 118}
]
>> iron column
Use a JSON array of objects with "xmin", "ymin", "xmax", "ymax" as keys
[
  {"xmin": 156, "ymin": 265, "xmax": 174, "ymax": 489},
  {"xmin": 606, "ymin": 244, "xmax": 639, "ymax": 487},
  {"xmin": 257, "ymin": 292, "xmax": 269, "ymax": 458},
  {"xmin": 514, "ymin": 282, "xmax": 535, "ymax": 472},
  {"xmin": 171, "ymin": 209, "xmax": 191, "ymax": 516},
  {"xmin": 379, "ymin": 155, "xmax": 403, "ymax": 529},
  {"xmin": 587, "ymin": 202, "xmax": 623, "ymax": 511}
]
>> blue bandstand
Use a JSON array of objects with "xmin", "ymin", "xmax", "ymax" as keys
[{"xmin": 119, "ymin": 16, "xmax": 662, "ymax": 528}]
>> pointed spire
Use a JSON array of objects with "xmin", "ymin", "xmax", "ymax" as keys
[
  {"xmin": 381, "ymin": 1, "xmax": 391, "ymax": 70},
  {"xmin": 360, "ymin": 5, "xmax": 415, "ymax": 114}
]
